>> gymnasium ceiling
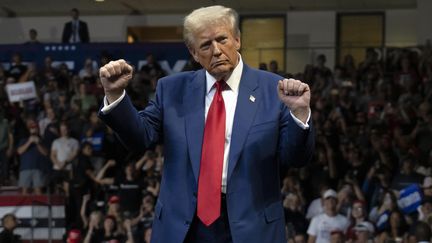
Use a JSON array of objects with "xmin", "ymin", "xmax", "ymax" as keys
[{"xmin": 0, "ymin": 0, "xmax": 417, "ymax": 17}]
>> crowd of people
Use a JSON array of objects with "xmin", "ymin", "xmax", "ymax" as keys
[{"xmin": 1, "ymin": 42, "xmax": 432, "ymax": 243}]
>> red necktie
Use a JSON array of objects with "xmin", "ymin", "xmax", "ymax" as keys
[{"xmin": 197, "ymin": 80, "xmax": 226, "ymax": 226}]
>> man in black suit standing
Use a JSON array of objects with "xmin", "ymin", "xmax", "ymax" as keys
[{"xmin": 62, "ymin": 8, "xmax": 90, "ymax": 43}]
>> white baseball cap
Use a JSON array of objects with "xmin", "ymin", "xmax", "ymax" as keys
[
  {"xmin": 354, "ymin": 221, "xmax": 375, "ymax": 234},
  {"xmin": 323, "ymin": 189, "xmax": 337, "ymax": 199},
  {"xmin": 423, "ymin": 176, "xmax": 432, "ymax": 188}
]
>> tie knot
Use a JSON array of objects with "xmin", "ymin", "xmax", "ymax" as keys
[{"xmin": 215, "ymin": 80, "xmax": 226, "ymax": 93}]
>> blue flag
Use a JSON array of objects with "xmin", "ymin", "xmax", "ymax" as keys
[{"xmin": 398, "ymin": 184, "xmax": 423, "ymax": 214}]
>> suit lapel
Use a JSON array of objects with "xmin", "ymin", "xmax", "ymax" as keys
[
  {"xmin": 184, "ymin": 70, "xmax": 206, "ymax": 184},
  {"xmin": 227, "ymin": 65, "xmax": 260, "ymax": 183}
]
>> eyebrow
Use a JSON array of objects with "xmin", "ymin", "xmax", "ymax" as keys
[
  {"xmin": 199, "ymin": 40, "xmax": 212, "ymax": 49},
  {"xmin": 198, "ymin": 33, "xmax": 228, "ymax": 49}
]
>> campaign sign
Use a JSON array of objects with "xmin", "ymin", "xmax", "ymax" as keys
[
  {"xmin": 5, "ymin": 81, "xmax": 37, "ymax": 102},
  {"xmin": 398, "ymin": 184, "xmax": 423, "ymax": 214}
]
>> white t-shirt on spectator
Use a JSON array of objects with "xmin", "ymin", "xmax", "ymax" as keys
[
  {"xmin": 51, "ymin": 137, "xmax": 79, "ymax": 170},
  {"xmin": 306, "ymin": 198, "xmax": 323, "ymax": 219},
  {"xmin": 307, "ymin": 213, "xmax": 350, "ymax": 243}
]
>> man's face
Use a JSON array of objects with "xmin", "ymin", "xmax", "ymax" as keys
[
  {"xmin": 104, "ymin": 217, "xmax": 115, "ymax": 231},
  {"xmin": 4, "ymin": 215, "xmax": 17, "ymax": 230},
  {"xmin": 330, "ymin": 233, "xmax": 343, "ymax": 243},
  {"xmin": 29, "ymin": 127, "xmax": 38, "ymax": 135},
  {"xmin": 323, "ymin": 197, "xmax": 337, "ymax": 215},
  {"xmin": 83, "ymin": 145, "xmax": 93, "ymax": 156},
  {"xmin": 45, "ymin": 57, "xmax": 52, "ymax": 66},
  {"xmin": 354, "ymin": 231, "xmax": 369, "ymax": 243},
  {"xmin": 28, "ymin": 121, "xmax": 39, "ymax": 135},
  {"xmin": 402, "ymin": 160, "xmax": 414, "ymax": 174},
  {"xmin": 188, "ymin": 23, "xmax": 240, "ymax": 81},
  {"xmin": 421, "ymin": 202, "xmax": 432, "ymax": 216},
  {"xmin": 71, "ymin": 10, "xmax": 79, "ymax": 20},
  {"xmin": 30, "ymin": 30, "xmax": 37, "ymax": 40},
  {"xmin": 12, "ymin": 54, "xmax": 21, "ymax": 64},
  {"xmin": 47, "ymin": 108, "xmax": 55, "ymax": 120},
  {"xmin": 352, "ymin": 202, "xmax": 364, "ymax": 218},
  {"xmin": 58, "ymin": 125, "xmax": 66, "ymax": 137},
  {"xmin": 293, "ymin": 234, "xmax": 305, "ymax": 243},
  {"xmin": 424, "ymin": 187, "xmax": 432, "ymax": 197}
]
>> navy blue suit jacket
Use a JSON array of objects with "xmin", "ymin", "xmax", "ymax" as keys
[
  {"xmin": 99, "ymin": 64, "xmax": 314, "ymax": 243},
  {"xmin": 61, "ymin": 20, "xmax": 90, "ymax": 43}
]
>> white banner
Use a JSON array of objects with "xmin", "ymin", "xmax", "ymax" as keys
[{"xmin": 5, "ymin": 81, "xmax": 37, "ymax": 102}]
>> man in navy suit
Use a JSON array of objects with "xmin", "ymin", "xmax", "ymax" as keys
[
  {"xmin": 61, "ymin": 8, "xmax": 90, "ymax": 43},
  {"xmin": 98, "ymin": 5, "xmax": 314, "ymax": 243}
]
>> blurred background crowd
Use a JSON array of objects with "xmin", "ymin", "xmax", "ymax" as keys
[{"xmin": 1, "ymin": 40, "xmax": 432, "ymax": 243}]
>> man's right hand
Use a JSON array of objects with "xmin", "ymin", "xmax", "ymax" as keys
[
  {"xmin": 29, "ymin": 135, "xmax": 38, "ymax": 144},
  {"xmin": 99, "ymin": 59, "xmax": 133, "ymax": 103}
]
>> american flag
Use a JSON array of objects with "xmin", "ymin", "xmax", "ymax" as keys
[{"xmin": 0, "ymin": 193, "xmax": 66, "ymax": 243}]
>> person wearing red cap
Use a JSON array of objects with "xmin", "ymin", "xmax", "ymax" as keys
[
  {"xmin": 109, "ymin": 195, "xmax": 120, "ymax": 204},
  {"xmin": 16, "ymin": 119, "xmax": 49, "ymax": 195},
  {"xmin": 106, "ymin": 195, "xmax": 122, "ymax": 226},
  {"xmin": 96, "ymin": 160, "xmax": 144, "ymax": 216},
  {"xmin": 67, "ymin": 229, "xmax": 82, "ymax": 243}
]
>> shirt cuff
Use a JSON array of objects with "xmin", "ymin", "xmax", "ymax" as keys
[
  {"xmin": 101, "ymin": 90, "xmax": 126, "ymax": 114},
  {"xmin": 290, "ymin": 109, "xmax": 311, "ymax": 130}
]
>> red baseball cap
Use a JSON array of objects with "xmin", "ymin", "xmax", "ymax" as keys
[
  {"xmin": 109, "ymin": 195, "xmax": 120, "ymax": 204},
  {"xmin": 28, "ymin": 121, "xmax": 38, "ymax": 129},
  {"xmin": 67, "ymin": 229, "xmax": 81, "ymax": 243}
]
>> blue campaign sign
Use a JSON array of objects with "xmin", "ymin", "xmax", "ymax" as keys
[
  {"xmin": 397, "ymin": 184, "xmax": 423, "ymax": 214},
  {"xmin": 0, "ymin": 42, "xmax": 191, "ymax": 74}
]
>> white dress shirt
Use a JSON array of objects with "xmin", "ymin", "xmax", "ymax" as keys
[
  {"xmin": 204, "ymin": 57, "xmax": 242, "ymax": 193},
  {"xmin": 101, "ymin": 56, "xmax": 310, "ymax": 193},
  {"xmin": 70, "ymin": 20, "xmax": 81, "ymax": 43}
]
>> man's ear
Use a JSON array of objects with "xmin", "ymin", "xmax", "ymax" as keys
[{"xmin": 235, "ymin": 35, "xmax": 241, "ymax": 51}]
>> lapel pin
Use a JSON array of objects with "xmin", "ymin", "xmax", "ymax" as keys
[{"xmin": 249, "ymin": 95, "xmax": 256, "ymax": 103}]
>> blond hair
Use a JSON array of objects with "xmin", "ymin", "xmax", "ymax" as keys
[{"xmin": 183, "ymin": 5, "xmax": 240, "ymax": 47}]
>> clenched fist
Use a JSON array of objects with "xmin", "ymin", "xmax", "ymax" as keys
[
  {"xmin": 99, "ymin": 59, "xmax": 133, "ymax": 103},
  {"xmin": 277, "ymin": 78, "xmax": 310, "ymax": 123}
]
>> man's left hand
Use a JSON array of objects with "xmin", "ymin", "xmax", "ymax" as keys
[{"xmin": 277, "ymin": 78, "xmax": 310, "ymax": 123}]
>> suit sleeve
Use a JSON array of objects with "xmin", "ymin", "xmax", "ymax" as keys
[
  {"xmin": 61, "ymin": 23, "xmax": 69, "ymax": 43},
  {"xmin": 81, "ymin": 21, "xmax": 90, "ymax": 43},
  {"xmin": 277, "ymin": 102, "xmax": 315, "ymax": 168},
  {"xmin": 98, "ymin": 80, "xmax": 164, "ymax": 152}
]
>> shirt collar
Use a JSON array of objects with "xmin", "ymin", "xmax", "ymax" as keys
[{"xmin": 205, "ymin": 53, "xmax": 243, "ymax": 94}]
